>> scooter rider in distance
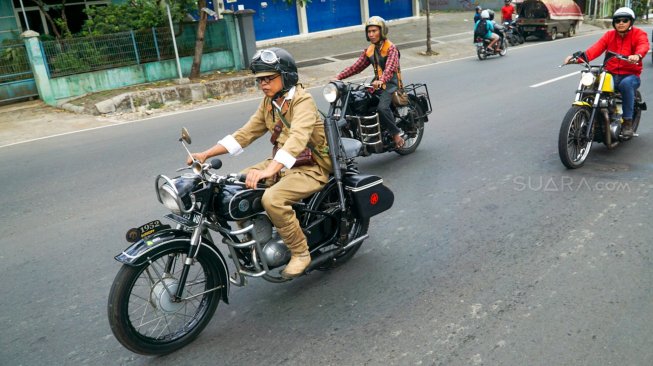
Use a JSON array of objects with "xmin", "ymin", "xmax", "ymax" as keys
[
  {"xmin": 334, "ymin": 16, "xmax": 405, "ymax": 149},
  {"xmin": 475, "ymin": 10, "xmax": 501, "ymax": 53},
  {"xmin": 564, "ymin": 7, "xmax": 649, "ymax": 137}
]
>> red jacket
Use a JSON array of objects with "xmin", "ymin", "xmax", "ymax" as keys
[{"xmin": 583, "ymin": 27, "xmax": 649, "ymax": 76}]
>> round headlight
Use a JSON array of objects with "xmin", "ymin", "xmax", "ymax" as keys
[
  {"xmin": 580, "ymin": 72, "xmax": 596, "ymax": 87},
  {"xmin": 159, "ymin": 184, "xmax": 183, "ymax": 214},
  {"xmin": 323, "ymin": 83, "xmax": 339, "ymax": 103}
]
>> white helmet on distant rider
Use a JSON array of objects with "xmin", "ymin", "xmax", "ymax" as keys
[
  {"xmin": 480, "ymin": 10, "xmax": 490, "ymax": 19},
  {"xmin": 612, "ymin": 7, "xmax": 635, "ymax": 29}
]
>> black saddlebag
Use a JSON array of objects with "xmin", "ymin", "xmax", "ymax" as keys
[{"xmin": 344, "ymin": 174, "xmax": 394, "ymax": 219}]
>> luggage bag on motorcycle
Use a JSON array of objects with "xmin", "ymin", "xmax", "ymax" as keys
[{"xmin": 344, "ymin": 174, "xmax": 394, "ymax": 219}]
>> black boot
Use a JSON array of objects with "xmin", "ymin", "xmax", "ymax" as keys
[{"xmin": 622, "ymin": 118, "xmax": 634, "ymax": 137}]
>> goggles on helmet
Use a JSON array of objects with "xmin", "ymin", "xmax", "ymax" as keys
[{"xmin": 252, "ymin": 49, "xmax": 280, "ymax": 64}]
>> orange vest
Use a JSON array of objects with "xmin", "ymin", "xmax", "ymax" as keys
[{"xmin": 365, "ymin": 40, "xmax": 395, "ymax": 80}]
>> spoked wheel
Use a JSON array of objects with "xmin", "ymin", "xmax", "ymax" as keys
[
  {"xmin": 395, "ymin": 102, "xmax": 426, "ymax": 155},
  {"xmin": 302, "ymin": 182, "xmax": 369, "ymax": 270},
  {"xmin": 558, "ymin": 106, "xmax": 593, "ymax": 169},
  {"xmin": 108, "ymin": 242, "xmax": 223, "ymax": 355}
]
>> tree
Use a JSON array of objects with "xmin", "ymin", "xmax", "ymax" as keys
[
  {"xmin": 30, "ymin": 0, "xmax": 71, "ymax": 38},
  {"xmin": 189, "ymin": 0, "xmax": 208, "ymax": 78},
  {"xmin": 423, "ymin": 0, "xmax": 437, "ymax": 56}
]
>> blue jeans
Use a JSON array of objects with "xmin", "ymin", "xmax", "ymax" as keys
[{"xmin": 613, "ymin": 74, "xmax": 641, "ymax": 120}]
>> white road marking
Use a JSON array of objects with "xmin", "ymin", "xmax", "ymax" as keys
[{"xmin": 530, "ymin": 71, "xmax": 580, "ymax": 88}]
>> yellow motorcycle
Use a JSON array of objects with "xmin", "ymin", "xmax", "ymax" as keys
[{"xmin": 558, "ymin": 51, "xmax": 646, "ymax": 169}]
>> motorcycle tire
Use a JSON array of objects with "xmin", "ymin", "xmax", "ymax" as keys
[
  {"xmin": 499, "ymin": 40, "xmax": 508, "ymax": 56},
  {"xmin": 517, "ymin": 34, "xmax": 525, "ymax": 44},
  {"xmin": 395, "ymin": 102, "xmax": 426, "ymax": 155},
  {"xmin": 558, "ymin": 106, "xmax": 593, "ymax": 169},
  {"xmin": 477, "ymin": 48, "xmax": 487, "ymax": 60},
  {"xmin": 303, "ymin": 181, "xmax": 369, "ymax": 270},
  {"xmin": 108, "ymin": 242, "xmax": 223, "ymax": 355}
]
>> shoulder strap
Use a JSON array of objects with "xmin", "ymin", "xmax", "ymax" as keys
[{"xmin": 271, "ymin": 103, "xmax": 324, "ymax": 161}]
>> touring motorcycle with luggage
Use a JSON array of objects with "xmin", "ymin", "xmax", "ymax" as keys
[
  {"xmin": 107, "ymin": 121, "xmax": 394, "ymax": 354},
  {"xmin": 558, "ymin": 51, "xmax": 646, "ymax": 169},
  {"xmin": 322, "ymin": 80, "xmax": 431, "ymax": 156}
]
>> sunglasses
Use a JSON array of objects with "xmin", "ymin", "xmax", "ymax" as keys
[
  {"xmin": 252, "ymin": 49, "xmax": 279, "ymax": 64},
  {"xmin": 256, "ymin": 74, "xmax": 280, "ymax": 84},
  {"xmin": 614, "ymin": 18, "xmax": 631, "ymax": 24}
]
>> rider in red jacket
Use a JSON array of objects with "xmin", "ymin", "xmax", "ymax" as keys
[{"xmin": 564, "ymin": 7, "xmax": 649, "ymax": 137}]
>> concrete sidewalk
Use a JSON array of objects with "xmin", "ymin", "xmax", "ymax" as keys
[{"xmin": 0, "ymin": 11, "xmax": 607, "ymax": 148}]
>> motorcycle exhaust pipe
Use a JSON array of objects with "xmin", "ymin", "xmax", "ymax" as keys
[{"xmin": 305, "ymin": 234, "xmax": 369, "ymax": 272}]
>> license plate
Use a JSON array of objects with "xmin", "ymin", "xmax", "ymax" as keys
[
  {"xmin": 125, "ymin": 220, "xmax": 170, "ymax": 243},
  {"xmin": 165, "ymin": 212, "xmax": 201, "ymax": 227}
]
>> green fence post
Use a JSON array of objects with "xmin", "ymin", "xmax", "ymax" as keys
[
  {"xmin": 222, "ymin": 12, "xmax": 244, "ymax": 70},
  {"xmin": 22, "ymin": 30, "xmax": 55, "ymax": 106}
]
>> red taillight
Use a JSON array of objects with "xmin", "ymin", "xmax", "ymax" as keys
[{"xmin": 370, "ymin": 193, "xmax": 379, "ymax": 205}]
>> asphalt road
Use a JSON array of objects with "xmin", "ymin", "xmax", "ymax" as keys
[{"xmin": 1, "ymin": 30, "xmax": 653, "ymax": 366}]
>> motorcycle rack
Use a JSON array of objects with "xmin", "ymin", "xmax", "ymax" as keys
[{"xmin": 348, "ymin": 113, "xmax": 384, "ymax": 154}]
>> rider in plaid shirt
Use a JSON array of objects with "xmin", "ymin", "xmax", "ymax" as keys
[{"xmin": 335, "ymin": 16, "xmax": 404, "ymax": 148}]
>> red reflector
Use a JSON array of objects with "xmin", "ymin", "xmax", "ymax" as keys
[{"xmin": 370, "ymin": 193, "xmax": 379, "ymax": 205}]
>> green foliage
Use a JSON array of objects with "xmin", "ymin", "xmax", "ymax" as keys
[
  {"xmin": 50, "ymin": 42, "xmax": 106, "ymax": 75},
  {"xmin": 82, "ymin": 0, "xmax": 194, "ymax": 36}
]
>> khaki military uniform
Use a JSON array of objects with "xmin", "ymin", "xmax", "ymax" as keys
[{"xmin": 222, "ymin": 85, "xmax": 332, "ymax": 257}]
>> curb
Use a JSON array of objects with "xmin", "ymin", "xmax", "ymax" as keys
[{"xmin": 59, "ymin": 75, "xmax": 258, "ymax": 115}]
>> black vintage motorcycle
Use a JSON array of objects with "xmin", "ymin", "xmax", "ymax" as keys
[
  {"xmin": 322, "ymin": 81, "xmax": 432, "ymax": 156},
  {"xmin": 558, "ymin": 51, "xmax": 646, "ymax": 169},
  {"xmin": 107, "ymin": 122, "xmax": 394, "ymax": 355}
]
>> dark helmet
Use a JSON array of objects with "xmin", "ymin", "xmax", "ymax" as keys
[
  {"xmin": 475, "ymin": 5, "xmax": 482, "ymax": 12},
  {"xmin": 612, "ymin": 7, "xmax": 635, "ymax": 28},
  {"xmin": 250, "ymin": 47, "xmax": 298, "ymax": 90},
  {"xmin": 365, "ymin": 16, "xmax": 388, "ymax": 41},
  {"xmin": 488, "ymin": 9, "xmax": 495, "ymax": 21}
]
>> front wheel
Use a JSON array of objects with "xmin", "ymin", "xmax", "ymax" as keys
[
  {"xmin": 558, "ymin": 106, "xmax": 593, "ymax": 169},
  {"xmin": 108, "ymin": 242, "xmax": 224, "ymax": 355},
  {"xmin": 499, "ymin": 39, "xmax": 508, "ymax": 56},
  {"xmin": 395, "ymin": 102, "xmax": 426, "ymax": 155}
]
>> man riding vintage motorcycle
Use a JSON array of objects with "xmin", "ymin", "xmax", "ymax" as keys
[
  {"xmin": 334, "ymin": 16, "xmax": 405, "ymax": 149},
  {"xmin": 563, "ymin": 7, "xmax": 649, "ymax": 137},
  {"xmin": 188, "ymin": 47, "xmax": 331, "ymax": 279}
]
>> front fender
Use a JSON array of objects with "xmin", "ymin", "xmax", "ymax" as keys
[
  {"xmin": 114, "ymin": 229, "xmax": 230, "ymax": 303},
  {"xmin": 572, "ymin": 101, "xmax": 592, "ymax": 107}
]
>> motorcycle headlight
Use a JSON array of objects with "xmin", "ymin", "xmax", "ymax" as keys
[
  {"xmin": 323, "ymin": 82, "xmax": 339, "ymax": 103},
  {"xmin": 580, "ymin": 72, "xmax": 596, "ymax": 87},
  {"xmin": 155, "ymin": 174, "xmax": 199, "ymax": 214}
]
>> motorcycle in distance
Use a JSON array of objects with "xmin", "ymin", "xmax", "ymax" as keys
[
  {"xmin": 503, "ymin": 20, "xmax": 525, "ymax": 46},
  {"xmin": 558, "ymin": 51, "xmax": 646, "ymax": 169},
  {"xmin": 107, "ymin": 123, "xmax": 395, "ymax": 355},
  {"xmin": 322, "ymin": 80, "xmax": 432, "ymax": 156},
  {"xmin": 474, "ymin": 33, "xmax": 508, "ymax": 60}
]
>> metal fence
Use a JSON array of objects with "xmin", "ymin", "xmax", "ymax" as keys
[
  {"xmin": 41, "ymin": 21, "xmax": 230, "ymax": 78},
  {"xmin": 0, "ymin": 44, "xmax": 32, "ymax": 83}
]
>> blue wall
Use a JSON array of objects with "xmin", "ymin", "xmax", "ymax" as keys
[
  {"xmin": 225, "ymin": 0, "xmax": 300, "ymax": 40},
  {"xmin": 369, "ymin": 0, "xmax": 413, "ymax": 20},
  {"xmin": 306, "ymin": 0, "xmax": 361, "ymax": 33}
]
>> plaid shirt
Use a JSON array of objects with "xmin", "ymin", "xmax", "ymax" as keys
[{"xmin": 336, "ymin": 41, "xmax": 400, "ymax": 85}]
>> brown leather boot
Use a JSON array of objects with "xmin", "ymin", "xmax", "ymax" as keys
[
  {"xmin": 281, "ymin": 251, "xmax": 311, "ymax": 279},
  {"xmin": 276, "ymin": 223, "xmax": 311, "ymax": 279},
  {"xmin": 622, "ymin": 118, "xmax": 634, "ymax": 137}
]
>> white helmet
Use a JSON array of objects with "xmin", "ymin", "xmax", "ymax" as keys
[
  {"xmin": 613, "ymin": 7, "xmax": 635, "ymax": 22},
  {"xmin": 481, "ymin": 10, "xmax": 490, "ymax": 19}
]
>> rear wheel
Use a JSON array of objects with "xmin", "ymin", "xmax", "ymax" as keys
[
  {"xmin": 302, "ymin": 182, "xmax": 369, "ymax": 270},
  {"xmin": 547, "ymin": 27, "xmax": 558, "ymax": 41},
  {"xmin": 568, "ymin": 24, "xmax": 576, "ymax": 37},
  {"xmin": 477, "ymin": 47, "xmax": 487, "ymax": 60},
  {"xmin": 395, "ymin": 102, "xmax": 426, "ymax": 155},
  {"xmin": 558, "ymin": 106, "xmax": 593, "ymax": 169},
  {"xmin": 108, "ymin": 243, "xmax": 223, "ymax": 355}
]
